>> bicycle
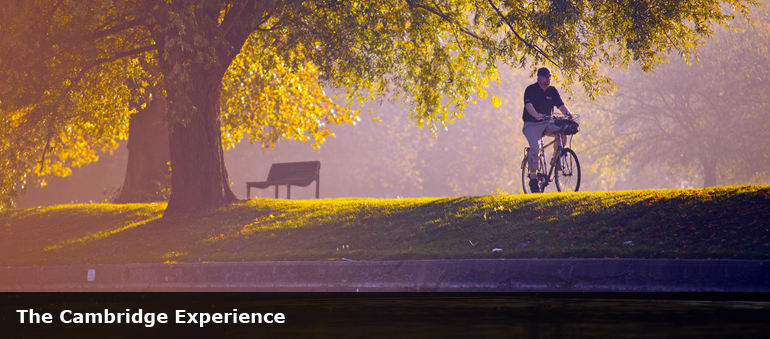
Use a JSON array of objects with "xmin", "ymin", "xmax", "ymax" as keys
[{"xmin": 520, "ymin": 114, "xmax": 581, "ymax": 194}]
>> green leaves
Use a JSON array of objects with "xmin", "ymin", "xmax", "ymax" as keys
[{"xmin": 221, "ymin": 32, "xmax": 358, "ymax": 150}]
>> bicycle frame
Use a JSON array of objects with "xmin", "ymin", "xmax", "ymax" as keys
[
  {"xmin": 521, "ymin": 131, "xmax": 576, "ymax": 193},
  {"xmin": 520, "ymin": 114, "xmax": 581, "ymax": 194},
  {"xmin": 538, "ymin": 134, "xmax": 567, "ymax": 190}
]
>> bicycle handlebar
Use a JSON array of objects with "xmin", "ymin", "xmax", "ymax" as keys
[{"xmin": 541, "ymin": 113, "xmax": 580, "ymax": 121}]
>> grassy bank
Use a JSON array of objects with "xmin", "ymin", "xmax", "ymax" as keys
[{"xmin": 2, "ymin": 186, "xmax": 769, "ymax": 266}]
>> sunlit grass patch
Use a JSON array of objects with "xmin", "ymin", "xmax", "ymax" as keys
[
  {"xmin": 1, "ymin": 185, "xmax": 768, "ymax": 266},
  {"xmin": 1, "ymin": 203, "xmax": 165, "ymax": 265},
  {"xmin": 44, "ymin": 215, "xmax": 163, "ymax": 251}
]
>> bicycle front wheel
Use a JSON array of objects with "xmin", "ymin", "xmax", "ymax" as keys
[{"xmin": 555, "ymin": 148, "xmax": 581, "ymax": 192}]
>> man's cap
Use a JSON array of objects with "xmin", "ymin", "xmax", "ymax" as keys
[{"xmin": 537, "ymin": 67, "xmax": 551, "ymax": 77}]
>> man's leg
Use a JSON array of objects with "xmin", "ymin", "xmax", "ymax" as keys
[
  {"xmin": 522, "ymin": 122, "xmax": 548, "ymax": 192},
  {"xmin": 543, "ymin": 122, "xmax": 568, "ymax": 167}
]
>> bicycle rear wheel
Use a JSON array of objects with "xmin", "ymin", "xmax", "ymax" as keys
[
  {"xmin": 521, "ymin": 158, "xmax": 530, "ymax": 194},
  {"xmin": 555, "ymin": 148, "xmax": 581, "ymax": 192},
  {"xmin": 521, "ymin": 154, "xmax": 547, "ymax": 194}
]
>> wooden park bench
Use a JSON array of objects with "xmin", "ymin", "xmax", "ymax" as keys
[{"xmin": 246, "ymin": 161, "xmax": 320, "ymax": 199}]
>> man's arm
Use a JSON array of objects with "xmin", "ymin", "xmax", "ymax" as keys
[
  {"xmin": 557, "ymin": 105, "xmax": 573, "ymax": 118},
  {"xmin": 525, "ymin": 103, "xmax": 544, "ymax": 120},
  {"xmin": 552, "ymin": 87, "xmax": 572, "ymax": 118}
]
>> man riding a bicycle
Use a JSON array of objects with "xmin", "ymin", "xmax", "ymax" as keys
[{"xmin": 522, "ymin": 67, "xmax": 574, "ymax": 193}]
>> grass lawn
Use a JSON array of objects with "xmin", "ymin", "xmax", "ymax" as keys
[{"xmin": 1, "ymin": 185, "xmax": 769, "ymax": 266}]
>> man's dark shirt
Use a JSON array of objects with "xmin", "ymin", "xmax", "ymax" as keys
[{"xmin": 522, "ymin": 82, "xmax": 565, "ymax": 122}]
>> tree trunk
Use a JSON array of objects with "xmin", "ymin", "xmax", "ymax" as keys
[
  {"xmin": 113, "ymin": 95, "xmax": 170, "ymax": 203},
  {"xmin": 700, "ymin": 157, "xmax": 718, "ymax": 187},
  {"xmin": 152, "ymin": 1, "xmax": 264, "ymax": 217},
  {"xmin": 163, "ymin": 66, "xmax": 237, "ymax": 217}
]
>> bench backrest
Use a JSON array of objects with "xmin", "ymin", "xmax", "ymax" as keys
[{"xmin": 266, "ymin": 161, "xmax": 320, "ymax": 183}]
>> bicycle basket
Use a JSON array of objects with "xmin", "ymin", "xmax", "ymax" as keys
[{"xmin": 551, "ymin": 119, "xmax": 579, "ymax": 135}]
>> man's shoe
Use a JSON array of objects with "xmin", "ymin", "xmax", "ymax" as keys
[{"xmin": 528, "ymin": 179, "xmax": 540, "ymax": 193}]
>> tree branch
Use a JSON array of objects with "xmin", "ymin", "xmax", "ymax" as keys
[
  {"xmin": 218, "ymin": 0, "xmax": 249, "ymax": 38},
  {"xmin": 92, "ymin": 17, "xmax": 145, "ymax": 40},
  {"xmin": 404, "ymin": 0, "xmax": 486, "ymax": 42},
  {"xmin": 255, "ymin": 16, "xmax": 289, "ymax": 31},
  {"xmin": 485, "ymin": 0, "xmax": 557, "ymax": 67},
  {"xmin": 93, "ymin": 44, "xmax": 157, "ymax": 65},
  {"xmin": 44, "ymin": 0, "xmax": 63, "ymax": 25},
  {"xmin": 39, "ymin": 119, "xmax": 55, "ymax": 173}
]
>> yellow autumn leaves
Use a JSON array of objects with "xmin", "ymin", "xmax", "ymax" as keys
[{"xmin": 220, "ymin": 34, "xmax": 358, "ymax": 151}]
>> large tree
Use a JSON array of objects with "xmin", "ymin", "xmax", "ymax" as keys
[
  {"xmin": 1, "ymin": 0, "xmax": 356, "ymax": 208},
  {"xmin": 605, "ymin": 5, "xmax": 770, "ymax": 187},
  {"xmin": 1, "ymin": 0, "xmax": 757, "ymax": 215}
]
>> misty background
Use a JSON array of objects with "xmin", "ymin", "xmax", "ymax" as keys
[{"xmin": 14, "ymin": 6, "xmax": 770, "ymax": 208}]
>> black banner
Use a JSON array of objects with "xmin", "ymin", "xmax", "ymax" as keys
[{"xmin": 2, "ymin": 293, "xmax": 769, "ymax": 338}]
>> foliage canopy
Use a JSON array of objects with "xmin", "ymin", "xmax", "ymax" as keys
[{"xmin": 0, "ymin": 0, "xmax": 758, "ymax": 211}]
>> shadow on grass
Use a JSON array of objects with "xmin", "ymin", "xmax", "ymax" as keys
[{"xmin": 3, "ymin": 186, "xmax": 768, "ymax": 266}]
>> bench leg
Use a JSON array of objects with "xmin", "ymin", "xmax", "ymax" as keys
[
  {"xmin": 247, "ymin": 185, "xmax": 250, "ymax": 199},
  {"xmin": 274, "ymin": 185, "xmax": 278, "ymax": 199},
  {"xmin": 287, "ymin": 185, "xmax": 291, "ymax": 200},
  {"xmin": 315, "ymin": 180, "xmax": 319, "ymax": 199}
]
